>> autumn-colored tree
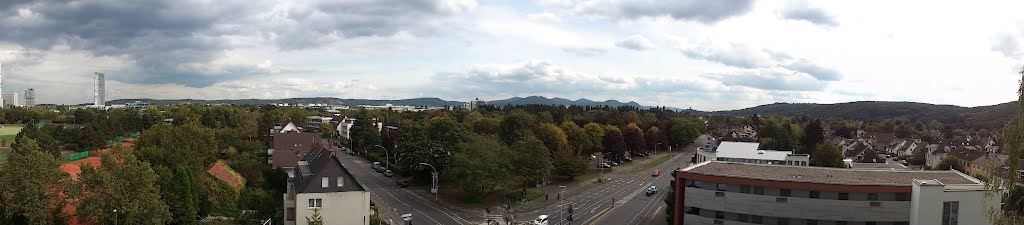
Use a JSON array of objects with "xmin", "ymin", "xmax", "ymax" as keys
[{"xmin": 0, "ymin": 137, "xmax": 69, "ymax": 224}]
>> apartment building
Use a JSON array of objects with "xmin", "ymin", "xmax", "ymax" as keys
[{"xmin": 674, "ymin": 161, "xmax": 997, "ymax": 225}]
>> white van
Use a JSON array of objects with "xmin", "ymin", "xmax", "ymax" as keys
[{"xmin": 534, "ymin": 215, "xmax": 549, "ymax": 225}]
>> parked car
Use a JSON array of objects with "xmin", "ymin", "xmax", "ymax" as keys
[
  {"xmin": 396, "ymin": 179, "xmax": 410, "ymax": 188},
  {"xmin": 598, "ymin": 163, "xmax": 612, "ymax": 168},
  {"xmin": 623, "ymin": 157, "xmax": 632, "ymax": 162},
  {"xmin": 372, "ymin": 162, "xmax": 381, "ymax": 170},
  {"xmin": 646, "ymin": 186, "xmax": 658, "ymax": 196},
  {"xmin": 383, "ymin": 169, "xmax": 394, "ymax": 177},
  {"xmin": 376, "ymin": 167, "xmax": 387, "ymax": 173},
  {"xmin": 651, "ymin": 170, "xmax": 661, "ymax": 177},
  {"xmin": 533, "ymin": 215, "xmax": 549, "ymax": 225}
]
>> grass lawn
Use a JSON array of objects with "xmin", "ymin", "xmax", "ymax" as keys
[
  {"xmin": 0, "ymin": 125, "xmax": 23, "ymax": 147},
  {"xmin": 631, "ymin": 154, "xmax": 675, "ymax": 173},
  {"xmin": 504, "ymin": 188, "xmax": 544, "ymax": 202}
]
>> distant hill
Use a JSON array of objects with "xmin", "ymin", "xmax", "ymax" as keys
[
  {"xmin": 108, "ymin": 97, "xmax": 464, "ymax": 107},
  {"xmin": 717, "ymin": 101, "xmax": 1020, "ymax": 129},
  {"xmin": 487, "ymin": 96, "xmax": 649, "ymax": 108}
]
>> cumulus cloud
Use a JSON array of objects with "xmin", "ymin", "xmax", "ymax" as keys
[
  {"xmin": 778, "ymin": 0, "xmax": 839, "ymax": 27},
  {"xmin": 431, "ymin": 60, "xmax": 720, "ymax": 99},
  {"xmin": 711, "ymin": 69, "xmax": 828, "ymax": 91},
  {"xmin": 528, "ymin": 13, "xmax": 562, "ymax": 24},
  {"xmin": 615, "ymin": 34, "xmax": 655, "ymax": 51},
  {"xmin": 0, "ymin": 0, "xmax": 475, "ymax": 87},
  {"xmin": 541, "ymin": 0, "xmax": 754, "ymax": 24},
  {"xmin": 992, "ymin": 34, "xmax": 1023, "ymax": 58},
  {"xmin": 679, "ymin": 41, "xmax": 842, "ymax": 82}
]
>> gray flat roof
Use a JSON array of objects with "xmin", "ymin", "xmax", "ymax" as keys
[{"xmin": 683, "ymin": 161, "xmax": 981, "ymax": 186}]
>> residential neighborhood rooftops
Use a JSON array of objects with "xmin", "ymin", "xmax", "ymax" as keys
[
  {"xmin": 270, "ymin": 132, "xmax": 322, "ymax": 169},
  {"xmin": 682, "ymin": 161, "xmax": 981, "ymax": 186},
  {"xmin": 205, "ymin": 160, "xmax": 246, "ymax": 191}
]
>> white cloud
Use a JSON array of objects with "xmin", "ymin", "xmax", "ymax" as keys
[{"xmin": 615, "ymin": 34, "xmax": 655, "ymax": 51}]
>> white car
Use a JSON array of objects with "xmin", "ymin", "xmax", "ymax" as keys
[{"xmin": 534, "ymin": 215, "xmax": 549, "ymax": 225}]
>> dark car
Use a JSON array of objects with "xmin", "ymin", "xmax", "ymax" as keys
[{"xmin": 396, "ymin": 179, "xmax": 410, "ymax": 188}]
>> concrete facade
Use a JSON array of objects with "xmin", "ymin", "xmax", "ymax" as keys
[{"xmin": 675, "ymin": 161, "xmax": 996, "ymax": 225}]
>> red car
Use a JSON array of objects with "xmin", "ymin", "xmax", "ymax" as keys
[{"xmin": 651, "ymin": 170, "xmax": 661, "ymax": 177}]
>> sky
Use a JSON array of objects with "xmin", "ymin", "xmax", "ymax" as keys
[{"xmin": 1, "ymin": 0, "xmax": 1023, "ymax": 111}]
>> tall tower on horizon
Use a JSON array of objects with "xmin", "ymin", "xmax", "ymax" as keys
[
  {"xmin": 93, "ymin": 72, "xmax": 105, "ymax": 107},
  {"xmin": 0, "ymin": 60, "xmax": 5, "ymax": 107},
  {"xmin": 24, "ymin": 88, "xmax": 34, "ymax": 107}
]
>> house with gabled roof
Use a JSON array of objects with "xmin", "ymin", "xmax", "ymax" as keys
[{"xmin": 283, "ymin": 148, "xmax": 369, "ymax": 225}]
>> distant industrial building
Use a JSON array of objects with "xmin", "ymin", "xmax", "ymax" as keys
[
  {"xmin": 465, "ymin": 98, "xmax": 486, "ymax": 110},
  {"xmin": 674, "ymin": 161, "xmax": 997, "ymax": 225},
  {"xmin": 23, "ymin": 88, "xmax": 34, "ymax": 107},
  {"xmin": 93, "ymin": 72, "xmax": 105, "ymax": 107},
  {"xmin": 696, "ymin": 140, "xmax": 810, "ymax": 166}
]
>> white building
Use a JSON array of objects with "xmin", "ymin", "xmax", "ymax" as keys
[
  {"xmin": 696, "ymin": 141, "xmax": 810, "ymax": 166},
  {"xmin": 335, "ymin": 117, "xmax": 382, "ymax": 141},
  {"xmin": 2, "ymin": 92, "xmax": 17, "ymax": 107},
  {"xmin": 93, "ymin": 72, "xmax": 105, "ymax": 107},
  {"xmin": 674, "ymin": 161, "xmax": 998, "ymax": 225},
  {"xmin": 23, "ymin": 89, "xmax": 34, "ymax": 107},
  {"xmin": 464, "ymin": 98, "xmax": 486, "ymax": 110},
  {"xmin": 284, "ymin": 148, "xmax": 370, "ymax": 225}
]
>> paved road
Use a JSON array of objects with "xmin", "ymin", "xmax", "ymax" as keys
[
  {"xmin": 588, "ymin": 135, "xmax": 708, "ymax": 225},
  {"xmin": 514, "ymin": 135, "xmax": 707, "ymax": 225},
  {"xmin": 336, "ymin": 152, "xmax": 478, "ymax": 225}
]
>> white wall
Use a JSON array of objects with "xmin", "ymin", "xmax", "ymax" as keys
[
  {"xmin": 911, "ymin": 181, "xmax": 995, "ymax": 225},
  {"xmin": 295, "ymin": 191, "xmax": 371, "ymax": 225}
]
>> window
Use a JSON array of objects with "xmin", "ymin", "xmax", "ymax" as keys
[
  {"xmin": 801, "ymin": 161, "xmax": 807, "ymax": 166},
  {"xmin": 715, "ymin": 192, "xmax": 725, "ymax": 197},
  {"xmin": 839, "ymin": 192, "xmax": 849, "ymax": 200},
  {"xmin": 693, "ymin": 180, "xmax": 704, "ymax": 188},
  {"xmin": 943, "ymin": 201, "xmax": 959, "ymax": 225},
  {"xmin": 321, "ymin": 177, "xmax": 329, "ymax": 188},
  {"xmin": 754, "ymin": 186, "xmax": 765, "ymax": 195},
  {"xmin": 337, "ymin": 176, "xmax": 344, "ymax": 187},
  {"xmin": 717, "ymin": 183, "xmax": 728, "ymax": 191},
  {"xmin": 895, "ymin": 192, "xmax": 909, "ymax": 201},
  {"xmin": 714, "ymin": 220, "xmax": 724, "ymax": 225},
  {"xmin": 752, "ymin": 215, "xmax": 763, "ymax": 224},
  {"xmin": 809, "ymin": 191, "xmax": 820, "ymax": 198},
  {"xmin": 779, "ymin": 189, "xmax": 791, "ymax": 197},
  {"xmin": 778, "ymin": 218, "xmax": 789, "ymax": 225},
  {"xmin": 806, "ymin": 219, "xmax": 817, "ymax": 225},
  {"xmin": 741, "ymin": 185, "xmax": 751, "ymax": 193},
  {"xmin": 868, "ymin": 193, "xmax": 879, "ymax": 201},
  {"xmin": 776, "ymin": 197, "xmax": 788, "ymax": 203},
  {"xmin": 715, "ymin": 211, "xmax": 724, "ymax": 219},
  {"xmin": 286, "ymin": 207, "xmax": 295, "ymax": 221},
  {"xmin": 870, "ymin": 202, "xmax": 882, "ymax": 207},
  {"xmin": 308, "ymin": 198, "xmax": 322, "ymax": 208},
  {"xmin": 686, "ymin": 207, "xmax": 700, "ymax": 215},
  {"xmin": 739, "ymin": 214, "xmax": 749, "ymax": 222}
]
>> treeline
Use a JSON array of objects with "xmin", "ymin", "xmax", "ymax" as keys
[
  {"xmin": 0, "ymin": 105, "xmax": 329, "ymax": 225},
  {"xmin": 347, "ymin": 104, "xmax": 708, "ymax": 198}
]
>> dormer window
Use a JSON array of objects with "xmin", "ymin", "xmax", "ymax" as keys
[{"xmin": 321, "ymin": 177, "xmax": 328, "ymax": 188}]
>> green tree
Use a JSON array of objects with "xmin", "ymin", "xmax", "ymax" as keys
[
  {"xmin": 320, "ymin": 122, "xmax": 335, "ymax": 139},
  {"xmin": 499, "ymin": 109, "xmax": 534, "ymax": 145},
  {"xmin": 583, "ymin": 123, "xmax": 606, "ymax": 154},
  {"xmin": 561, "ymin": 121, "xmax": 591, "ymax": 153},
  {"xmin": 512, "ymin": 135, "xmax": 552, "ymax": 186},
  {"xmin": 645, "ymin": 126, "xmax": 664, "ymax": 152},
  {"xmin": 664, "ymin": 170, "xmax": 678, "ymax": 225},
  {"xmin": 809, "ymin": 142, "xmax": 844, "ymax": 168},
  {"xmin": 552, "ymin": 146, "xmax": 587, "ymax": 180},
  {"xmin": 799, "ymin": 119, "xmax": 825, "ymax": 155},
  {"xmin": 351, "ymin": 111, "xmax": 381, "ymax": 155},
  {"xmin": 536, "ymin": 123, "xmax": 570, "ymax": 155},
  {"xmin": 935, "ymin": 156, "xmax": 964, "ymax": 172},
  {"xmin": 987, "ymin": 67, "xmax": 1024, "ymax": 224},
  {"xmin": 0, "ymin": 137, "xmax": 69, "ymax": 224},
  {"xmin": 603, "ymin": 126, "xmax": 627, "ymax": 158},
  {"xmin": 306, "ymin": 208, "xmax": 324, "ymax": 225},
  {"xmin": 623, "ymin": 123, "xmax": 646, "ymax": 155},
  {"xmin": 446, "ymin": 135, "xmax": 512, "ymax": 195},
  {"xmin": 73, "ymin": 148, "xmax": 172, "ymax": 224},
  {"xmin": 669, "ymin": 117, "xmax": 706, "ymax": 147}
]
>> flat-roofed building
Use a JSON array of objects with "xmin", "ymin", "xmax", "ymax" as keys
[
  {"xmin": 673, "ymin": 161, "xmax": 997, "ymax": 225},
  {"xmin": 696, "ymin": 141, "xmax": 810, "ymax": 166}
]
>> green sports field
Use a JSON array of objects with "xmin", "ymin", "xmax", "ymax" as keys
[{"xmin": 0, "ymin": 125, "xmax": 24, "ymax": 147}]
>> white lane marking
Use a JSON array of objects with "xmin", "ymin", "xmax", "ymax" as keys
[{"xmin": 345, "ymin": 154, "xmax": 470, "ymax": 225}]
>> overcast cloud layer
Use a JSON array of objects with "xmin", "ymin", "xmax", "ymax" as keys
[{"xmin": 0, "ymin": 0, "xmax": 1022, "ymax": 111}]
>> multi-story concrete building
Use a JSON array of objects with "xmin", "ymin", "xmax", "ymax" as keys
[
  {"xmin": 283, "ymin": 148, "xmax": 369, "ymax": 225},
  {"xmin": 673, "ymin": 161, "xmax": 997, "ymax": 225},
  {"xmin": 2, "ymin": 92, "xmax": 17, "ymax": 107},
  {"xmin": 464, "ymin": 98, "xmax": 486, "ymax": 110},
  {"xmin": 93, "ymin": 72, "xmax": 105, "ymax": 107},
  {"xmin": 695, "ymin": 141, "xmax": 810, "ymax": 166},
  {"xmin": 23, "ymin": 88, "xmax": 34, "ymax": 107}
]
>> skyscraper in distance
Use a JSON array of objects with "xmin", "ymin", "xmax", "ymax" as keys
[
  {"xmin": 24, "ymin": 88, "xmax": 34, "ymax": 107},
  {"xmin": 94, "ymin": 72, "xmax": 105, "ymax": 107}
]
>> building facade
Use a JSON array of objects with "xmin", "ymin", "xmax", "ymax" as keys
[
  {"xmin": 23, "ymin": 88, "xmax": 34, "ymax": 107},
  {"xmin": 696, "ymin": 141, "xmax": 810, "ymax": 166},
  {"xmin": 2, "ymin": 92, "xmax": 17, "ymax": 107},
  {"xmin": 93, "ymin": 72, "xmax": 105, "ymax": 107},
  {"xmin": 284, "ymin": 148, "xmax": 370, "ymax": 225},
  {"xmin": 674, "ymin": 161, "xmax": 997, "ymax": 225}
]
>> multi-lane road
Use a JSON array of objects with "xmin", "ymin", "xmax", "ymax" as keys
[{"xmin": 336, "ymin": 134, "xmax": 706, "ymax": 225}]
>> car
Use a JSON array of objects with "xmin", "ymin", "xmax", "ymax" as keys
[
  {"xmin": 372, "ymin": 162, "xmax": 381, "ymax": 169},
  {"xmin": 598, "ymin": 163, "xmax": 612, "ymax": 168},
  {"xmin": 346, "ymin": 149, "xmax": 355, "ymax": 155},
  {"xmin": 651, "ymin": 170, "xmax": 661, "ymax": 177},
  {"xmin": 646, "ymin": 186, "xmax": 657, "ymax": 196},
  {"xmin": 396, "ymin": 179, "xmax": 410, "ymax": 187},
  {"xmin": 376, "ymin": 166, "xmax": 387, "ymax": 173},
  {"xmin": 383, "ymin": 169, "xmax": 394, "ymax": 177},
  {"xmin": 623, "ymin": 157, "xmax": 632, "ymax": 162},
  {"xmin": 533, "ymin": 215, "xmax": 549, "ymax": 225}
]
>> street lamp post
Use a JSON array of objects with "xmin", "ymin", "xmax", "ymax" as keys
[
  {"xmin": 113, "ymin": 209, "xmax": 118, "ymax": 225},
  {"xmin": 373, "ymin": 145, "xmax": 390, "ymax": 174},
  {"xmin": 419, "ymin": 162, "xmax": 438, "ymax": 200}
]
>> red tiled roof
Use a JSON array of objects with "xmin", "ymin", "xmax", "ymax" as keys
[{"xmin": 204, "ymin": 160, "xmax": 245, "ymax": 191}]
